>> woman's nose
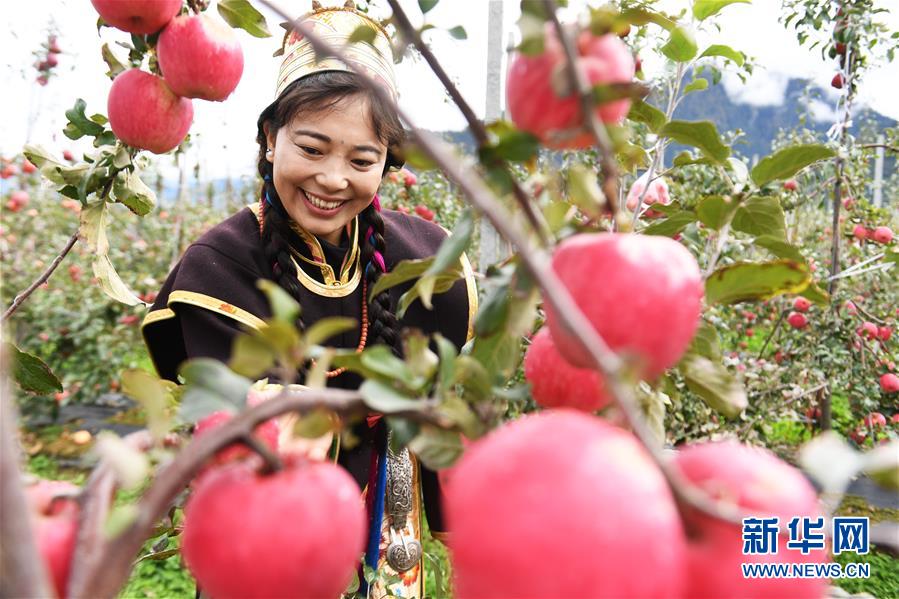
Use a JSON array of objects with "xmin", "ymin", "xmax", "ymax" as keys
[{"xmin": 314, "ymin": 157, "xmax": 350, "ymax": 193}]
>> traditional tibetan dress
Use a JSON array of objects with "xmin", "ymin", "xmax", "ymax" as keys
[{"xmin": 141, "ymin": 204, "xmax": 477, "ymax": 598}]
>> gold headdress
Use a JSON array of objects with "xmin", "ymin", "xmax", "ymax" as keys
[{"xmin": 276, "ymin": 1, "xmax": 397, "ymax": 100}]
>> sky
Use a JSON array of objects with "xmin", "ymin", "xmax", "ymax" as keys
[{"xmin": 1, "ymin": 0, "xmax": 897, "ymax": 182}]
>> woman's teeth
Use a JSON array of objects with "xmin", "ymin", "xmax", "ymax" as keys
[{"xmin": 305, "ymin": 191, "xmax": 342, "ymax": 210}]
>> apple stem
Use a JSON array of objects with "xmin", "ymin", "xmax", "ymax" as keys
[
  {"xmin": 384, "ymin": 0, "xmax": 552, "ymax": 247},
  {"xmin": 240, "ymin": 434, "xmax": 283, "ymax": 474}
]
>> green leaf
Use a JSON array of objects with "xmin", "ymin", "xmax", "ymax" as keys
[
  {"xmin": 405, "ymin": 330, "xmax": 439, "ymax": 381},
  {"xmin": 689, "ymin": 321, "xmax": 722, "ymax": 361},
  {"xmin": 178, "ymin": 359, "xmax": 252, "ymax": 422},
  {"xmin": 6, "ymin": 343, "xmax": 62, "ymax": 394},
  {"xmin": 256, "ymin": 279, "xmax": 300, "ymax": 324},
  {"xmin": 361, "ymin": 346, "xmax": 421, "ymax": 390},
  {"xmin": 679, "ymin": 353, "xmax": 747, "ymax": 418},
  {"xmin": 121, "ymin": 369, "xmax": 171, "ymax": 440},
  {"xmin": 369, "ymin": 257, "xmax": 434, "ymax": 299},
  {"xmin": 672, "ymin": 151, "xmax": 713, "ymax": 168},
  {"xmin": 750, "ymin": 144, "xmax": 836, "ymax": 187},
  {"xmin": 696, "ymin": 195, "xmax": 737, "ymax": 230},
  {"xmin": 93, "ymin": 254, "xmax": 142, "ymax": 306},
  {"xmin": 627, "ymin": 101, "xmax": 667, "ymax": 133},
  {"xmin": 483, "ymin": 121, "xmax": 539, "ymax": 162},
  {"xmin": 699, "ymin": 43, "xmax": 745, "ymax": 65},
  {"xmin": 731, "ymin": 196, "xmax": 786, "ymax": 239},
  {"xmin": 567, "ymin": 164, "xmax": 605, "ymax": 219},
  {"xmin": 408, "ymin": 426, "xmax": 464, "ymax": 470},
  {"xmin": 659, "ymin": 120, "xmax": 730, "ymax": 163},
  {"xmin": 435, "ymin": 334, "xmax": 458, "ymax": 395},
  {"xmin": 447, "ymin": 25, "xmax": 467, "ymax": 40},
  {"xmin": 661, "ymin": 26, "xmax": 698, "ymax": 62},
  {"xmin": 425, "ymin": 211, "xmax": 474, "ymax": 278},
  {"xmin": 753, "ymin": 234, "xmax": 803, "ymax": 262},
  {"xmin": 100, "ymin": 43, "xmax": 126, "ymax": 79},
  {"xmin": 799, "ymin": 280, "xmax": 829, "ymax": 305},
  {"xmin": 359, "ymin": 379, "xmax": 422, "ymax": 414},
  {"xmin": 292, "ymin": 409, "xmax": 337, "ymax": 439},
  {"xmin": 397, "ymin": 271, "xmax": 462, "ymax": 318},
  {"xmin": 304, "ymin": 317, "xmax": 358, "ymax": 348},
  {"xmin": 419, "ymin": 0, "xmax": 439, "ymax": 14},
  {"xmin": 112, "ymin": 170, "xmax": 155, "ymax": 216},
  {"xmin": 705, "ymin": 260, "xmax": 811, "ymax": 305},
  {"xmin": 228, "ymin": 334, "xmax": 276, "ymax": 378},
  {"xmin": 348, "ymin": 25, "xmax": 377, "ymax": 45},
  {"xmin": 217, "ymin": 0, "xmax": 271, "ymax": 38},
  {"xmin": 683, "ymin": 78, "xmax": 709, "ymax": 95},
  {"xmin": 693, "ymin": 0, "xmax": 751, "ymax": 21},
  {"xmin": 64, "ymin": 99, "xmax": 105, "ymax": 140},
  {"xmin": 642, "ymin": 211, "xmax": 697, "ymax": 237}
]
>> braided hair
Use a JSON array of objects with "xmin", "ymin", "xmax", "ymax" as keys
[{"xmin": 256, "ymin": 71, "xmax": 405, "ymax": 359}]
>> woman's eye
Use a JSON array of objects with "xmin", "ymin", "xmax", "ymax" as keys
[
  {"xmin": 353, "ymin": 160, "xmax": 374, "ymax": 167},
  {"xmin": 300, "ymin": 146, "xmax": 321, "ymax": 155}
]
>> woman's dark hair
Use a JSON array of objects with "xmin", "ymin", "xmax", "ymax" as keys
[{"xmin": 255, "ymin": 71, "xmax": 405, "ymax": 362}]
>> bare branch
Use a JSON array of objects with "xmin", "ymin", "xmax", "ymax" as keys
[
  {"xmin": 860, "ymin": 143, "xmax": 899, "ymax": 153},
  {"xmin": 2, "ymin": 230, "xmax": 79, "ymax": 322}
]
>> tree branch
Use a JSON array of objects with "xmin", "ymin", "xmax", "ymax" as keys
[
  {"xmin": 860, "ymin": 143, "xmax": 899, "ymax": 153},
  {"xmin": 2, "ymin": 230, "xmax": 79, "ymax": 322}
]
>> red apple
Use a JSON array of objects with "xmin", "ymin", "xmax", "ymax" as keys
[
  {"xmin": 90, "ymin": 0, "xmax": 181, "ymax": 35},
  {"xmin": 544, "ymin": 233, "xmax": 703, "ymax": 378},
  {"xmin": 413, "ymin": 204, "xmax": 434, "ymax": 221},
  {"xmin": 672, "ymin": 441, "xmax": 828, "ymax": 599},
  {"xmin": 507, "ymin": 26, "xmax": 634, "ymax": 149},
  {"xmin": 831, "ymin": 73, "xmax": 845, "ymax": 89},
  {"xmin": 524, "ymin": 327, "xmax": 610, "ymax": 412},
  {"xmin": 787, "ymin": 311, "xmax": 808, "ymax": 329},
  {"xmin": 858, "ymin": 321, "xmax": 878, "ymax": 340},
  {"xmin": 447, "ymin": 410, "xmax": 687, "ymax": 598},
  {"xmin": 22, "ymin": 159, "xmax": 37, "ymax": 174},
  {"xmin": 182, "ymin": 458, "xmax": 365, "ymax": 599},
  {"xmin": 68, "ymin": 264, "xmax": 82, "ymax": 283},
  {"xmin": 891, "ymin": 414, "xmax": 899, "ymax": 425},
  {"xmin": 8, "ymin": 190, "xmax": 29, "ymax": 211},
  {"xmin": 863, "ymin": 412, "xmax": 886, "ymax": 428},
  {"xmin": 403, "ymin": 169, "xmax": 418, "ymax": 186},
  {"xmin": 792, "ymin": 297, "xmax": 811, "ymax": 313},
  {"xmin": 62, "ymin": 150, "xmax": 74, "ymax": 162},
  {"xmin": 25, "ymin": 480, "xmax": 81, "ymax": 599},
  {"xmin": 782, "ymin": 179, "xmax": 798, "ymax": 192},
  {"xmin": 1, "ymin": 163, "xmax": 18, "ymax": 178},
  {"xmin": 881, "ymin": 373, "xmax": 899, "ymax": 393},
  {"xmin": 879, "ymin": 326, "xmax": 892, "ymax": 342},
  {"xmin": 841, "ymin": 196, "xmax": 854, "ymax": 210},
  {"xmin": 871, "ymin": 226, "xmax": 893, "ymax": 244},
  {"xmin": 192, "ymin": 410, "xmax": 280, "ymax": 468},
  {"xmin": 108, "ymin": 69, "xmax": 193, "ymax": 154},
  {"xmin": 852, "ymin": 224, "xmax": 867, "ymax": 240},
  {"xmin": 157, "ymin": 14, "xmax": 244, "ymax": 102},
  {"xmin": 849, "ymin": 427, "xmax": 867, "ymax": 445},
  {"xmin": 626, "ymin": 172, "xmax": 671, "ymax": 212}
]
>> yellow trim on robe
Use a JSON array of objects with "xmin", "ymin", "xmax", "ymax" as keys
[
  {"xmin": 167, "ymin": 290, "xmax": 266, "ymax": 330},
  {"xmin": 460, "ymin": 251, "xmax": 478, "ymax": 342}
]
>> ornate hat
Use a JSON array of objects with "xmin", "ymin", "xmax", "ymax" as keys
[{"xmin": 276, "ymin": 1, "xmax": 397, "ymax": 100}]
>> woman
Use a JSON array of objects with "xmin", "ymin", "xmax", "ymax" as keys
[{"xmin": 140, "ymin": 5, "xmax": 477, "ymax": 597}]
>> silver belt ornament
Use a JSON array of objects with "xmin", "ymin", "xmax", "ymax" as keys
[{"xmin": 384, "ymin": 441, "xmax": 421, "ymax": 572}]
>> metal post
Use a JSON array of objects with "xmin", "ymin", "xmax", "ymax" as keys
[{"xmin": 872, "ymin": 134, "xmax": 884, "ymax": 208}]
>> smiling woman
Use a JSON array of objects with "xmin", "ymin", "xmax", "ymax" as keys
[{"xmin": 138, "ymin": 5, "xmax": 477, "ymax": 598}]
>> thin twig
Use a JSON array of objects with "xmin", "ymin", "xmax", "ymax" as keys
[
  {"xmin": 860, "ymin": 143, "xmax": 899, "ymax": 153},
  {"xmin": 240, "ymin": 433, "xmax": 283, "ymax": 474},
  {"xmin": 2, "ymin": 230, "xmax": 79, "ymax": 322},
  {"xmin": 385, "ymin": 0, "xmax": 550, "ymax": 246},
  {"xmin": 757, "ymin": 309, "xmax": 786, "ymax": 360}
]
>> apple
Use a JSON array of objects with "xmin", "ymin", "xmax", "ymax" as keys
[
  {"xmin": 108, "ymin": 69, "xmax": 193, "ymax": 154},
  {"xmin": 891, "ymin": 414, "xmax": 899, "ymax": 425},
  {"xmin": 413, "ymin": 204, "xmax": 434, "ymax": 221},
  {"xmin": 403, "ymin": 169, "xmax": 418, "ymax": 186},
  {"xmin": 524, "ymin": 327, "xmax": 610, "ymax": 412},
  {"xmin": 25, "ymin": 479, "xmax": 81, "ymax": 599},
  {"xmin": 871, "ymin": 226, "xmax": 893, "ymax": 244},
  {"xmin": 447, "ymin": 410, "xmax": 687, "ymax": 597},
  {"xmin": 782, "ymin": 179, "xmax": 798, "ymax": 192},
  {"xmin": 849, "ymin": 427, "xmax": 867, "ymax": 445},
  {"xmin": 831, "ymin": 73, "xmax": 845, "ymax": 89},
  {"xmin": 22, "ymin": 159, "xmax": 37, "ymax": 174},
  {"xmin": 507, "ymin": 26, "xmax": 634, "ymax": 150},
  {"xmin": 90, "ymin": 0, "xmax": 181, "ymax": 35},
  {"xmin": 192, "ymin": 410, "xmax": 280, "ymax": 468},
  {"xmin": 1, "ymin": 163, "xmax": 18, "ymax": 178},
  {"xmin": 182, "ymin": 458, "xmax": 365, "ymax": 599},
  {"xmin": 62, "ymin": 150, "xmax": 74, "ymax": 162},
  {"xmin": 787, "ymin": 311, "xmax": 808, "ymax": 329},
  {"xmin": 68, "ymin": 265, "xmax": 82, "ymax": 283},
  {"xmin": 881, "ymin": 373, "xmax": 899, "ymax": 393},
  {"xmin": 625, "ymin": 172, "xmax": 671, "ymax": 212},
  {"xmin": 157, "ymin": 14, "xmax": 244, "ymax": 102},
  {"xmin": 792, "ymin": 297, "xmax": 811, "ymax": 313},
  {"xmin": 879, "ymin": 326, "xmax": 892, "ymax": 342},
  {"xmin": 8, "ymin": 190, "xmax": 29, "ymax": 212},
  {"xmin": 774, "ymin": 350, "xmax": 785, "ymax": 364},
  {"xmin": 544, "ymin": 233, "xmax": 703, "ymax": 378},
  {"xmin": 852, "ymin": 224, "xmax": 867, "ymax": 240},
  {"xmin": 863, "ymin": 412, "xmax": 886, "ymax": 428},
  {"xmin": 672, "ymin": 441, "xmax": 828, "ymax": 599},
  {"xmin": 842, "ymin": 196, "xmax": 855, "ymax": 210},
  {"xmin": 844, "ymin": 300, "xmax": 857, "ymax": 315},
  {"xmin": 858, "ymin": 321, "xmax": 878, "ymax": 340}
]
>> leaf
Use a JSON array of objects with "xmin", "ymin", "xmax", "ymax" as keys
[
  {"xmin": 567, "ymin": 164, "xmax": 605, "ymax": 219},
  {"xmin": 304, "ymin": 317, "xmax": 357, "ymax": 348},
  {"xmin": 6, "ymin": 343, "xmax": 62, "ymax": 394},
  {"xmin": 93, "ymin": 255, "xmax": 142, "ymax": 306},
  {"xmin": 112, "ymin": 169, "xmax": 156, "ymax": 216},
  {"xmin": 693, "ymin": 0, "xmax": 751, "ymax": 21},
  {"xmin": 482, "ymin": 121, "xmax": 539, "ymax": 163},
  {"xmin": 64, "ymin": 99, "xmax": 105, "ymax": 140},
  {"xmin": 689, "ymin": 321, "xmax": 722, "ymax": 361},
  {"xmin": 92, "ymin": 431, "xmax": 149, "ymax": 490},
  {"xmin": 424, "ymin": 211, "xmax": 474, "ymax": 278},
  {"xmin": 256, "ymin": 280, "xmax": 300, "ymax": 324},
  {"xmin": 105, "ymin": 505, "xmax": 139, "ymax": 538},
  {"xmin": 705, "ymin": 260, "xmax": 810, "ymax": 305},
  {"xmin": 753, "ymin": 235, "xmax": 804, "ymax": 262},
  {"xmin": 100, "ymin": 43, "xmax": 126, "ymax": 78},
  {"xmin": 228, "ymin": 334, "xmax": 275, "ymax": 379},
  {"xmin": 696, "ymin": 195, "xmax": 737, "ymax": 230},
  {"xmin": 627, "ymin": 101, "xmax": 667, "ymax": 133},
  {"xmin": 121, "ymin": 369, "xmax": 171, "ymax": 440},
  {"xmin": 178, "ymin": 359, "xmax": 252, "ymax": 422},
  {"xmin": 683, "ymin": 78, "xmax": 709, "ymax": 95},
  {"xmin": 419, "ymin": 0, "xmax": 439, "ymax": 14},
  {"xmin": 672, "ymin": 151, "xmax": 713, "ymax": 168},
  {"xmin": 699, "ymin": 43, "xmax": 745, "ymax": 66},
  {"xmin": 360, "ymin": 346, "xmax": 420, "ymax": 390},
  {"xmin": 799, "ymin": 432, "xmax": 864, "ymax": 495},
  {"xmin": 679, "ymin": 353, "xmax": 747, "ymax": 418},
  {"xmin": 217, "ymin": 0, "xmax": 271, "ymax": 38},
  {"xmin": 434, "ymin": 334, "xmax": 458, "ymax": 395},
  {"xmin": 659, "ymin": 120, "xmax": 730, "ymax": 164},
  {"xmin": 408, "ymin": 426, "xmax": 464, "ymax": 470},
  {"xmin": 292, "ymin": 409, "xmax": 337, "ymax": 439},
  {"xmin": 348, "ymin": 25, "xmax": 377, "ymax": 45},
  {"xmin": 642, "ymin": 211, "xmax": 697, "ymax": 237},
  {"xmin": 369, "ymin": 257, "xmax": 434, "ymax": 299},
  {"xmin": 447, "ymin": 25, "xmax": 467, "ymax": 40},
  {"xmin": 661, "ymin": 26, "xmax": 698, "ymax": 62},
  {"xmin": 863, "ymin": 441, "xmax": 899, "ymax": 492},
  {"xmin": 636, "ymin": 383, "xmax": 669, "ymax": 447},
  {"xmin": 359, "ymin": 379, "xmax": 423, "ymax": 414},
  {"xmin": 731, "ymin": 196, "xmax": 786, "ymax": 239},
  {"xmin": 799, "ymin": 280, "xmax": 830, "ymax": 305},
  {"xmin": 750, "ymin": 144, "xmax": 836, "ymax": 188}
]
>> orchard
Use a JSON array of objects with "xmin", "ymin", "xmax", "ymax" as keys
[{"xmin": 1, "ymin": 1, "xmax": 898, "ymax": 599}]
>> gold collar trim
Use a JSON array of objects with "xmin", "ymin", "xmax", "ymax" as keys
[{"xmin": 288, "ymin": 216, "xmax": 360, "ymax": 287}]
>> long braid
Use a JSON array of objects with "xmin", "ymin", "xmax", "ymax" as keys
[{"xmin": 358, "ymin": 200, "xmax": 404, "ymax": 358}]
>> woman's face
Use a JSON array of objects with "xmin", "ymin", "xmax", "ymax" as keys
[{"xmin": 265, "ymin": 94, "xmax": 387, "ymax": 245}]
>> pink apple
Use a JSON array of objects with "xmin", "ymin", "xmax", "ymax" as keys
[
  {"xmin": 90, "ymin": 0, "xmax": 181, "ymax": 35},
  {"xmin": 524, "ymin": 327, "xmax": 610, "ymax": 412},
  {"xmin": 26, "ymin": 480, "xmax": 81, "ymax": 599},
  {"xmin": 871, "ymin": 226, "xmax": 893, "ymax": 244},
  {"xmin": 157, "ymin": 14, "xmax": 244, "ymax": 102},
  {"xmin": 787, "ymin": 311, "xmax": 808, "ymax": 329},
  {"xmin": 879, "ymin": 326, "xmax": 892, "ymax": 342},
  {"xmin": 792, "ymin": 297, "xmax": 811, "ymax": 313},
  {"xmin": 881, "ymin": 373, "xmax": 899, "ymax": 393},
  {"xmin": 783, "ymin": 179, "xmax": 798, "ymax": 192},
  {"xmin": 108, "ymin": 69, "xmax": 193, "ymax": 154},
  {"xmin": 858, "ymin": 321, "xmax": 878, "ymax": 340},
  {"xmin": 626, "ymin": 172, "xmax": 671, "ymax": 212},
  {"xmin": 852, "ymin": 224, "xmax": 867, "ymax": 241},
  {"xmin": 863, "ymin": 412, "xmax": 886, "ymax": 428},
  {"xmin": 22, "ymin": 159, "xmax": 37, "ymax": 174}
]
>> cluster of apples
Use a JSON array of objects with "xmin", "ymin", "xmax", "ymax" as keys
[
  {"xmin": 91, "ymin": 0, "xmax": 244, "ymax": 154},
  {"xmin": 625, "ymin": 171, "xmax": 671, "ymax": 217},
  {"xmin": 852, "ymin": 223, "xmax": 894, "ymax": 245},
  {"xmin": 830, "ymin": 6, "xmax": 850, "ymax": 89},
  {"xmin": 787, "ymin": 296, "xmax": 812, "ymax": 330},
  {"xmin": 34, "ymin": 33, "xmax": 62, "ymax": 86}
]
